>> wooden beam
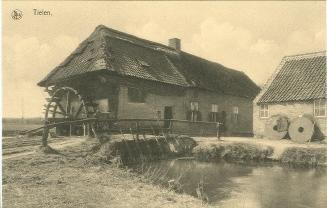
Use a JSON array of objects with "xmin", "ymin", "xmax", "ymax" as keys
[
  {"xmin": 74, "ymin": 103, "xmax": 84, "ymax": 118},
  {"xmin": 55, "ymin": 101, "xmax": 67, "ymax": 116}
]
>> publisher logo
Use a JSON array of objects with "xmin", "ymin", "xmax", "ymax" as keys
[{"xmin": 11, "ymin": 9, "xmax": 23, "ymax": 20}]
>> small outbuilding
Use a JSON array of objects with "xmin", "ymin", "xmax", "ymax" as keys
[{"xmin": 253, "ymin": 51, "xmax": 326, "ymax": 139}]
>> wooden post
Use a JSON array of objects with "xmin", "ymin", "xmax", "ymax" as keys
[
  {"xmin": 88, "ymin": 121, "xmax": 96, "ymax": 138},
  {"xmin": 136, "ymin": 121, "xmax": 140, "ymax": 140},
  {"xmin": 151, "ymin": 125, "xmax": 156, "ymax": 136},
  {"xmin": 129, "ymin": 128, "xmax": 135, "ymax": 140},
  {"xmin": 216, "ymin": 122, "xmax": 221, "ymax": 141},
  {"xmin": 87, "ymin": 122, "xmax": 91, "ymax": 137},
  {"xmin": 169, "ymin": 120, "xmax": 173, "ymax": 134},
  {"xmin": 69, "ymin": 123, "xmax": 72, "ymax": 137},
  {"xmin": 42, "ymin": 121, "xmax": 49, "ymax": 146},
  {"xmin": 42, "ymin": 128, "xmax": 49, "ymax": 146}
]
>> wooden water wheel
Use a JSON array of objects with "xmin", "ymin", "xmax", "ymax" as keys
[
  {"xmin": 43, "ymin": 86, "xmax": 97, "ymax": 138},
  {"xmin": 45, "ymin": 87, "xmax": 91, "ymax": 120}
]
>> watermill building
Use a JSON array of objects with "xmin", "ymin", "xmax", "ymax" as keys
[{"xmin": 38, "ymin": 25, "xmax": 259, "ymax": 136}]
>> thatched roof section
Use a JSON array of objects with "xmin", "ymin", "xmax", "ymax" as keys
[{"xmin": 38, "ymin": 25, "xmax": 259, "ymax": 98}]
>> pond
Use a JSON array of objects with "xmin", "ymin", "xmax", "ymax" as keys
[{"xmin": 131, "ymin": 159, "xmax": 327, "ymax": 208}]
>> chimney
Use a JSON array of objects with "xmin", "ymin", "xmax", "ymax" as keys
[{"xmin": 168, "ymin": 38, "xmax": 181, "ymax": 50}]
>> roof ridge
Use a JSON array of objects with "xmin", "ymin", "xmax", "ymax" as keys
[
  {"xmin": 95, "ymin": 24, "xmax": 178, "ymax": 52},
  {"xmin": 96, "ymin": 25, "xmax": 247, "ymax": 76},
  {"xmin": 283, "ymin": 50, "xmax": 326, "ymax": 61},
  {"xmin": 180, "ymin": 51, "xmax": 245, "ymax": 75}
]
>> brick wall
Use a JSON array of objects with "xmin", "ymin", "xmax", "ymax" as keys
[
  {"xmin": 253, "ymin": 101, "xmax": 326, "ymax": 137},
  {"xmin": 64, "ymin": 75, "xmax": 255, "ymax": 136},
  {"xmin": 190, "ymin": 90, "xmax": 254, "ymax": 135},
  {"xmin": 117, "ymin": 85, "xmax": 186, "ymax": 120},
  {"xmin": 117, "ymin": 82, "xmax": 254, "ymax": 135}
]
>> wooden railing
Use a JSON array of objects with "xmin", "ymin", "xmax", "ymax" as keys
[
  {"xmin": 21, "ymin": 118, "xmax": 222, "ymax": 146},
  {"xmin": 93, "ymin": 118, "xmax": 221, "ymax": 138}
]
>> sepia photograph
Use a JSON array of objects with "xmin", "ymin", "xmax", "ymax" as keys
[{"xmin": 2, "ymin": 0, "xmax": 326, "ymax": 207}]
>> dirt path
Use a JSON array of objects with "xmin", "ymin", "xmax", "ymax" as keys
[{"xmin": 3, "ymin": 137, "xmax": 86, "ymax": 159}]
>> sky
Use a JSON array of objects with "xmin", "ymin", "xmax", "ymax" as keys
[{"xmin": 2, "ymin": 1, "xmax": 326, "ymax": 118}]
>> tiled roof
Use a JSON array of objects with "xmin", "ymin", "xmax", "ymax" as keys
[
  {"xmin": 257, "ymin": 51, "xmax": 326, "ymax": 103},
  {"xmin": 38, "ymin": 25, "xmax": 259, "ymax": 98}
]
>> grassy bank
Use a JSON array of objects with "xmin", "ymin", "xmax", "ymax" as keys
[
  {"xmin": 193, "ymin": 137, "xmax": 327, "ymax": 167},
  {"xmin": 193, "ymin": 142, "xmax": 274, "ymax": 162},
  {"xmin": 281, "ymin": 147, "xmax": 327, "ymax": 167},
  {"xmin": 3, "ymin": 138, "xmax": 207, "ymax": 208}
]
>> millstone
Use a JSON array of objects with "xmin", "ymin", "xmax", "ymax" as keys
[
  {"xmin": 289, "ymin": 115, "xmax": 315, "ymax": 143},
  {"xmin": 264, "ymin": 114, "xmax": 289, "ymax": 140}
]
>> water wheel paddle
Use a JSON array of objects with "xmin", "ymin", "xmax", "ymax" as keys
[
  {"xmin": 289, "ymin": 115, "xmax": 315, "ymax": 143},
  {"xmin": 44, "ymin": 87, "xmax": 94, "ymax": 121},
  {"xmin": 264, "ymin": 115, "xmax": 289, "ymax": 140},
  {"xmin": 43, "ymin": 86, "xmax": 97, "ymax": 138}
]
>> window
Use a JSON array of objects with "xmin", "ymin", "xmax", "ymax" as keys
[
  {"xmin": 95, "ymin": 99, "xmax": 109, "ymax": 113},
  {"xmin": 128, "ymin": 87, "xmax": 145, "ymax": 103},
  {"xmin": 233, "ymin": 107, "xmax": 238, "ymax": 114},
  {"xmin": 314, "ymin": 99, "xmax": 326, "ymax": 117},
  {"xmin": 190, "ymin": 102, "xmax": 199, "ymax": 111},
  {"xmin": 232, "ymin": 106, "xmax": 239, "ymax": 123},
  {"xmin": 260, "ymin": 104, "xmax": 269, "ymax": 118},
  {"xmin": 210, "ymin": 104, "xmax": 219, "ymax": 122},
  {"xmin": 190, "ymin": 102, "xmax": 200, "ymax": 121},
  {"xmin": 212, "ymin": 104, "xmax": 218, "ymax": 113}
]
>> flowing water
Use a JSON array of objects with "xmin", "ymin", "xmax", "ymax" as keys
[{"xmin": 132, "ymin": 160, "xmax": 327, "ymax": 208}]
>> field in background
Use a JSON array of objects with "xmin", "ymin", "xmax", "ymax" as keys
[{"xmin": 2, "ymin": 118, "xmax": 43, "ymax": 136}]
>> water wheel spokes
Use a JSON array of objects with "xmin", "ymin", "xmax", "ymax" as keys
[
  {"xmin": 44, "ymin": 87, "xmax": 92, "ymax": 121},
  {"xmin": 43, "ymin": 87, "xmax": 96, "ymax": 139}
]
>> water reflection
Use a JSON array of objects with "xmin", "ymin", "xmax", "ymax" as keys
[{"xmin": 132, "ymin": 160, "xmax": 327, "ymax": 208}]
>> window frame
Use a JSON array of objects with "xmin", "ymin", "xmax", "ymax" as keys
[
  {"xmin": 232, "ymin": 106, "xmax": 239, "ymax": 123},
  {"xmin": 211, "ymin": 104, "xmax": 218, "ymax": 113},
  {"xmin": 314, "ymin": 99, "xmax": 326, "ymax": 117},
  {"xmin": 233, "ymin": 106, "xmax": 239, "ymax": 114},
  {"xmin": 189, "ymin": 101, "xmax": 200, "ymax": 122},
  {"xmin": 259, "ymin": 104, "xmax": 269, "ymax": 118},
  {"xmin": 190, "ymin": 101, "xmax": 199, "ymax": 111},
  {"xmin": 209, "ymin": 104, "xmax": 219, "ymax": 122},
  {"xmin": 95, "ymin": 98, "xmax": 110, "ymax": 113}
]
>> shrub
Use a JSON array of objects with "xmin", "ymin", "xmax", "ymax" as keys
[{"xmin": 281, "ymin": 147, "xmax": 327, "ymax": 167}]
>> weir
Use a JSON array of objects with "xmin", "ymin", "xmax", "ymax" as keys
[{"xmin": 101, "ymin": 135, "xmax": 197, "ymax": 165}]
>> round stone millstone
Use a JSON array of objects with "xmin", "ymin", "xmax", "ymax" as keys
[
  {"xmin": 264, "ymin": 114, "xmax": 289, "ymax": 140},
  {"xmin": 289, "ymin": 115, "xmax": 315, "ymax": 143}
]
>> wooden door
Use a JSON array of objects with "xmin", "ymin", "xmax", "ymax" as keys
[{"xmin": 164, "ymin": 106, "xmax": 173, "ymax": 128}]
